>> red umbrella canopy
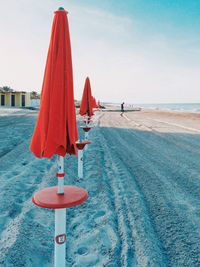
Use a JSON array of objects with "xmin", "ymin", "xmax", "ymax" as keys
[
  {"xmin": 91, "ymin": 96, "xmax": 97, "ymax": 109},
  {"xmin": 97, "ymin": 100, "xmax": 100, "ymax": 108},
  {"xmin": 93, "ymin": 97, "xmax": 97, "ymax": 108},
  {"xmin": 79, "ymin": 77, "xmax": 94, "ymax": 117},
  {"xmin": 30, "ymin": 8, "xmax": 78, "ymax": 158}
]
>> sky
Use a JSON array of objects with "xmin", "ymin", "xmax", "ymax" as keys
[{"xmin": 0, "ymin": 0, "xmax": 200, "ymax": 104}]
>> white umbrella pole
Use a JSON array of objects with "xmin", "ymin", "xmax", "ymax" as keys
[
  {"xmin": 85, "ymin": 113, "xmax": 89, "ymax": 150},
  {"xmin": 85, "ymin": 131, "xmax": 88, "ymax": 140},
  {"xmin": 55, "ymin": 156, "xmax": 66, "ymax": 267},
  {"xmin": 55, "ymin": 208, "xmax": 66, "ymax": 267},
  {"xmin": 78, "ymin": 149, "xmax": 83, "ymax": 179},
  {"xmin": 58, "ymin": 156, "xmax": 64, "ymax": 194},
  {"xmin": 85, "ymin": 132, "xmax": 88, "ymax": 150}
]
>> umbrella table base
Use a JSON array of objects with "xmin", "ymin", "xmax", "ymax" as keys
[
  {"xmin": 83, "ymin": 119, "xmax": 93, "ymax": 124},
  {"xmin": 76, "ymin": 139, "xmax": 92, "ymax": 150},
  {"xmin": 32, "ymin": 186, "xmax": 88, "ymax": 267},
  {"xmin": 32, "ymin": 185, "xmax": 88, "ymax": 209},
  {"xmin": 79, "ymin": 126, "xmax": 93, "ymax": 132}
]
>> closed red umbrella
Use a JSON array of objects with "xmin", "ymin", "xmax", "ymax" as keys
[
  {"xmin": 91, "ymin": 96, "xmax": 97, "ymax": 108},
  {"xmin": 79, "ymin": 77, "xmax": 94, "ymax": 117},
  {"xmin": 79, "ymin": 77, "xmax": 94, "ymax": 151},
  {"xmin": 94, "ymin": 97, "xmax": 97, "ymax": 108},
  {"xmin": 30, "ymin": 8, "xmax": 87, "ymax": 267},
  {"xmin": 30, "ymin": 9, "xmax": 78, "ymax": 159}
]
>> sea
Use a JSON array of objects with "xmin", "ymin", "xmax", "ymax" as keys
[
  {"xmin": 104, "ymin": 102, "xmax": 200, "ymax": 114},
  {"xmin": 134, "ymin": 103, "xmax": 200, "ymax": 113},
  {"xmin": 31, "ymin": 99, "xmax": 200, "ymax": 114}
]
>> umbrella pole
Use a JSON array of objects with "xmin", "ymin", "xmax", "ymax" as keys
[
  {"xmin": 86, "ymin": 113, "xmax": 88, "ymax": 126},
  {"xmin": 85, "ymin": 131, "xmax": 88, "ymax": 140},
  {"xmin": 55, "ymin": 155, "xmax": 66, "ymax": 267},
  {"xmin": 78, "ymin": 149, "xmax": 83, "ymax": 179},
  {"xmin": 85, "ymin": 113, "xmax": 89, "ymax": 150},
  {"xmin": 55, "ymin": 208, "xmax": 66, "ymax": 267},
  {"xmin": 57, "ymin": 156, "xmax": 64, "ymax": 194}
]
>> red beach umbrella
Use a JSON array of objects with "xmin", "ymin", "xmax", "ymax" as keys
[
  {"xmin": 91, "ymin": 96, "xmax": 97, "ymax": 109},
  {"xmin": 94, "ymin": 97, "xmax": 97, "ymax": 108},
  {"xmin": 79, "ymin": 77, "xmax": 94, "ymax": 149},
  {"xmin": 30, "ymin": 9, "xmax": 78, "ymax": 159},
  {"xmin": 79, "ymin": 77, "xmax": 94, "ymax": 117},
  {"xmin": 30, "ymin": 8, "xmax": 88, "ymax": 267}
]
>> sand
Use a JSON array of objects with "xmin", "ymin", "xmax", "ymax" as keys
[{"xmin": 0, "ymin": 106, "xmax": 200, "ymax": 266}]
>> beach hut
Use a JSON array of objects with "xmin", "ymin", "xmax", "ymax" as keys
[{"xmin": 0, "ymin": 91, "xmax": 30, "ymax": 107}]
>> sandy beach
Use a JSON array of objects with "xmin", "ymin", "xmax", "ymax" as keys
[{"xmin": 1, "ymin": 106, "xmax": 200, "ymax": 266}]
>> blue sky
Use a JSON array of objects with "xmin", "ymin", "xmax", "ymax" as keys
[{"xmin": 0, "ymin": 0, "xmax": 200, "ymax": 103}]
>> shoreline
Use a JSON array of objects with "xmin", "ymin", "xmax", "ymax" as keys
[
  {"xmin": 100, "ymin": 105, "xmax": 200, "ymax": 134},
  {"xmin": 103, "ymin": 104, "xmax": 200, "ymax": 117},
  {"xmin": 103, "ymin": 102, "xmax": 200, "ymax": 114}
]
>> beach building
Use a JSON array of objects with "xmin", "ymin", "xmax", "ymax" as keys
[{"xmin": 0, "ymin": 91, "xmax": 31, "ymax": 107}]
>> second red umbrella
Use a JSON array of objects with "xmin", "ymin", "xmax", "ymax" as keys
[{"xmin": 79, "ymin": 77, "xmax": 94, "ymax": 118}]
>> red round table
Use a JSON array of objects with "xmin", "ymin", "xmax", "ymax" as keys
[
  {"xmin": 76, "ymin": 140, "xmax": 92, "ymax": 150},
  {"xmin": 83, "ymin": 119, "xmax": 93, "ymax": 124},
  {"xmin": 79, "ymin": 126, "xmax": 93, "ymax": 132},
  {"xmin": 32, "ymin": 186, "xmax": 88, "ymax": 209}
]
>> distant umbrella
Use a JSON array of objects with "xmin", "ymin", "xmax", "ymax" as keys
[
  {"xmin": 79, "ymin": 77, "xmax": 94, "ymax": 117},
  {"xmin": 91, "ymin": 96, "xmax": 97, "ymax": 109},
  {"xmin": 79, "ymin": 77, "xmax": 94, "ymax": 150}
]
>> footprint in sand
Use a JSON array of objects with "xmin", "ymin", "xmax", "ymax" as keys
[
  {"xmin": 8, "ymin": 203, "xmax": 21, "ymax": 218},
  {"xmin": 77, "ymin": 247, "xmax": 88, "ymax": 256},
  {"xmin": 72, "ymin": 222, "xmax": 80, "ymax": 231},
  {"xmin": 93, "ymin": 210, "xmax": 106, "ymax": 221},
  {"xmin": 12, "ymin": 171, "xmax": 19, "ymax": 176}
]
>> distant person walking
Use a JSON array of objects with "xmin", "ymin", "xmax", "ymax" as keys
[{"xmin": 120, "ymin": 102, "xmax": 124, "ymax": 116}]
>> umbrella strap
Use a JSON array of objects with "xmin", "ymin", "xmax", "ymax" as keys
[{"xmin": 56, "ymin": 172, "xmax": 65, "ymax": 177}]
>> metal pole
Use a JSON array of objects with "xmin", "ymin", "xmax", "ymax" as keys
[
  {"xmin": 85, "ymin": 113, "xmax": 88, "ymax": 150},
  {"xmin": 55, "ymin": 208, "xmax": 66, "ymax": 267},
  {"xmin": 58, "ymin": 156, "xmax": 64, "ymax": 194},
  {"xmin": 78, "ymin": 149, "xmax": 83, "ymax": 179},
  {"xmin": 86, "ymin": 112, "xmax": 88, "ymax": 127},
  {"xmin": 85, "ymin": 132, "xmax": 88, "ymax": 150},
  {"xmin": 55, "ymin": 156, "xmax": 66, "ymax": 267}
]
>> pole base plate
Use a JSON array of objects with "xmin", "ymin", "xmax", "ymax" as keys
[
  {"xmin": 76, "ymin": 140, "xmax": 92, "ymax": 150},
  {"xmin": 79, "ymin": 126, "xmax": 93, "ymax": 132},
  {"xmin": 32, "ymin": 186, "xmax": 88, "ymax": 209}
]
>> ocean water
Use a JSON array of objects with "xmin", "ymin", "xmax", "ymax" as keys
[
  {"xmin": 111, "ymin": 102, "xmax": 200, "ymax": 113},
  {"xmin": 133, "ymin": 103, "xmax": 200, "ymax": 113}
]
